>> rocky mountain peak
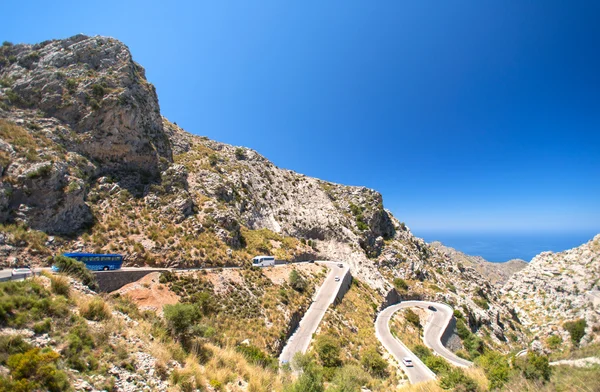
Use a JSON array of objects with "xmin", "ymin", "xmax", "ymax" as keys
[{"xmin": 0, "ymin": 35, "xmax": 172, "ymax": 177}]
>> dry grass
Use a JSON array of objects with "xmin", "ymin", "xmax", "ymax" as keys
[
  {"xmin": 464, "ymin": 367, "xmax": 488, "ymax": 391},
  {"xmin": 398, "ymin": 380, "xmax": 443, "ymax": 392},
  {"xmin": 78, "ymin": 297, "xmax": 112, "ymax": 321}
]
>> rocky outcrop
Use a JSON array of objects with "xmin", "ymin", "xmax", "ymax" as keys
[
  {"xmin": 502, "ymin": 234, "xmax": 600, "ymax": 345},
  {"xmin": 0, "ymin": 35, "xmax": 172, "ymax": 179}
]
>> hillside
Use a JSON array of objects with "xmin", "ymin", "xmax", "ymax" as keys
[
  {"xmin": 5, "ymin": 34, "xmax": 599, "ymax": 391},
  {"xmin": 430, "ymin": 242, "xmax": 527, "ymax": 287},
  {"xmin": 501, "ymin": 234, "xmax": 600, "ymax": 347}
]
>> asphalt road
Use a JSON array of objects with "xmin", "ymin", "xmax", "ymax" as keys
[
  {"xmin": 279, "ymin": 261, "xmax": 349, "ymax": 365},
  {"xmin": 376, "ymin": 300, "xmax": 473, "ymax": 384},
  {"xmin": 376, "ymin": 303, "xmax": 437, "ymax": 384}
]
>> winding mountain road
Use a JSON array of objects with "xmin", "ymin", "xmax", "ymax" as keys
[
  {"xmin": 279, "ymin": 261, "xmax": 350, "ymax": 365},
  {"xmin": 376, "ymin": 300, "xmax": 472, "ymax": 384}
]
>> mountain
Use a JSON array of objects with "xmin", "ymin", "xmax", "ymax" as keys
[
  {"xmin": 502, "ymin": 234, "xmax": 600, "ymax": 347},
  {"xmin": 430, "ymin": 241, "xmax": 527, "ymax": 286},
  {"xmin": 1, "ymin": 34, "xmax": 599, "ymax": 392}
]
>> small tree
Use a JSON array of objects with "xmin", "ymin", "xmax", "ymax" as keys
[
  {"xmin": 163, "ymin": 303, "xmax": 201, "ymax": 341},
  {"xmin": 361, "ymin": 347, "xmax": 388, "ymax": 378},
  {"xmin": 234, "ymin": 148, "xmax": 245, "ymax": 160},
  {"xmin": 516, "ymin": 352, "xmax": 551, "ymax": 382},
  {"xmin": 475, "ymin": 350, "xmax": 510, "ymax": 390},
  {"xmin": 289, "ymin": 270, "xmax": 307, "ymax": 293},
  {"xmin": 315, "ymin": 335, "xmax": 341, "ymax": 368},
  {"xmin": 393, "ymin": 278, "xmax": 408, "ymax": 291},
  {"xmin": 405, "ymin": 309, "xmax": 421, "ymax": 328},
  {"xmin": 563, "ymin": 319, "xmax": 586, "ymax": 347}
]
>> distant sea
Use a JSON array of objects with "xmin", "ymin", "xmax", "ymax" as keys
[{"xmin": 414, "ymin": 231, "xmax": 599, "ymax": 263}]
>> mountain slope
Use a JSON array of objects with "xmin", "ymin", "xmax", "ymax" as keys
[
  {"xmin": 0, "ymin": 35, "xmax": 527, "ymax": 353},
  {"xmin": 502, "ymin": 234, "xmax": 600, "ymax": 346}
]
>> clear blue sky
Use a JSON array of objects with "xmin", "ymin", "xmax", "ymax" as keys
[{"xmin": 2, "ymin": 1, "xmax": 599, "ymax": 235}]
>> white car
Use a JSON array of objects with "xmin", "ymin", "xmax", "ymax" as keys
[
  {"xmin": 334, "ymin": 276, "xmax": 340, "ymax": 282},
  {"xmin": 11, "ymin": 267, "xmax": 33, "ymax": 277},
  {"xmin": 402, "ymin": 357, "xmax": 413, "ymax": 367}
]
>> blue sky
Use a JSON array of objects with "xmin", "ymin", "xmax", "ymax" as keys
[{"xmin": 2, "ymin": 1, "xmax": 599, "ymax": 235}]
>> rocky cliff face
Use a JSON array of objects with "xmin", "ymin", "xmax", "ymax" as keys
[
  {"xmin": 0, "ymin": 35, "xmax": 173, "ymax": 234},
  {"xmin": 502, "ymin": 234, "xmax": 600, "ymax": 346},
  {"xmin": 0, "ymin": 35, "xmax": 529, "ymax": 349}
]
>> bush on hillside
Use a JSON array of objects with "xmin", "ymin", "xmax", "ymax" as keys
[
  {"xmin": 52, "ymin": 255, "xmax": 98, "ymax": 291},
  {"xmin": 360, "ymin": 347, "xmax": 388, "ymax": 378},
  {"xmin": 515, "ymin": 352, "xmax": 551, "ymax": 382},
  {"xmin": 546, "ymin": 334, "xmax": 562, "ymax": 350},
  {"xmin": 439, "ymin": 368, "xmax": 478, "ymax": 392},
  {"xmin": 2, "ymin": 348, "xmax": 70, "ymax": 392},
  {"xmin": 163, "ymin": 303, "xmax": 201, "ymax": 341},
  {"xmin": 405, "ymin": 309, "xmax": 421, "ymax": 328},
  {"xmin": 475, "ymin": 350, "xmax": 510, "ymax": 390},
  {"xmin": 315, "ymin": 335, "xmax": 341, "ymax": 368},
  {"xmin": 235, "ymin": 344, "xmax": 276, "ymax": 369},
  {"xmin": 393, "ymin": 278, "xmax": 408, "ymax": 291},
  {"xmin": 330, "ymin": 365, "xmax": 370, "ymax": 392},
  {"xmin": 424, "ymin": 355, "xmax": 451, "ymax": 375},
  {"xmin": 285, "ymin": 352, "xmax": 324, "ymax": 392},
  {"xmin": 564, "ymin": 319, "xmax": 586, "ymax": 347},
  {"xmin": 50, "ymin": 275, "xmax": 70, "ymax": 297},
  {"xmin": 80, "ymin": 298, "xmax": 111, "ymax": 321},
  {"xmin": 289, "ymin": 270, "xmax": 307, "ymax": 293}
]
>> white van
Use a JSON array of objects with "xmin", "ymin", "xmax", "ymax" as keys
[{"xmin": 252, "ymin": 255, "xmax": 275, "ymax": 267}]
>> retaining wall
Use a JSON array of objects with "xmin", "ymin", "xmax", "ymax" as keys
[
  {"xmin": 333, "ymin": 269, "xmax": 353, "ymax": 305},
  {"xmin": 93, "ymin": 269, "xmax": 169, "ymax": 292}
]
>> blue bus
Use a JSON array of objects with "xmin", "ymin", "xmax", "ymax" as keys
[{"xmin": 58, "ymin": 253, "xmax": 123, "ymax": 271}]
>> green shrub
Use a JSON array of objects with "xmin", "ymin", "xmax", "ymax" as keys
[
  {"xmin": 66, "ymin": 78, "xmax": 78, "ymax": 92},
  {"xmin": 456, "ymin": 319, "xmax": 471, "ymax": 340},
  {"xmin": 412, "ymin": 345, "xmax": 432, "ymax": 361},
  {"xmin": 235, "ymin": 344, "xmax": 276, "ymax": 368},
  {"xmin": 286, "ymin": 352, "xmax": 324, "ymax": 392},
  {"xmin": 91, "ymin": 83, "xmax": 105, "ymax": 97},
  {"xmin": 26, "ymin": 163, "xmax": 52, "ymax": 179},
  {"xmin": 515, "ymin": 352, "xmax": 551, "ymax": 382},
  {"xmin": 80, "ymin": 298, "xmax": 111, "ymax": 321},
  {"xmin": 393, "ymin": 278, "xmax": 408, "ymax": 291},
  {"xmin": 424, "ymin": 355, "xmax": 451, "ymax": 375},
  {"xmin": 330, "ymin": 365, "xmax": 370, "ymax": 392},
  {"xmin": 315, "ymin": 335, "xmax": 341, "ymax": 368},
  {"xmin": 546, "ymin": 335, "xmax": 562, "ymax": 350},
  {"xmin": 5, "ymin": 348, "xmax": 70, "ymax": 392},
  {"xmin": 439, "ymin": 368, "xmax": 478, "ymax": 391},
  {"xmin": 52, "ymin": 255, "xmax": 98, "ymax": 291},
  {"xmin": 360, "ymin": 347, "xmax": 388, "ymax": 378},
  {"xmin": 289, "ymin": 270, "xmax": 307, "ymax": 293},
  {"xmin": 476, "ymin": 350, "xmax": 510, "ymax": 390},
  {"xmin": 0, "ymin": 335, "xmax": 32, "ymax": 364},
  {"xmin": 33, "ymin": 319, "xmax": 52, "ymax": 334},
  {"xmin": 163, "ymin": 303, "xmax": 201, "ymax": 340},
  {"xmin": 405, "ymin": 309, "xmax": 421, "ymax": 328},
  {"xmin": 564, "ymin": 319, "xmax": 586, "ymax": 347},
  {"xmin": 0, "ymin": 280, "xmax": 68, "ymax": 327},
  {"xmin": 64, "ymin": 322, "xmax": 96, "ymax": 371},
  {"xmin": 234, "ymin": 147, "xmax": 245, "ymax": 160},
  {"xmin": 473, "ymin": 297, "xmax": 489, "ymax": 310}
]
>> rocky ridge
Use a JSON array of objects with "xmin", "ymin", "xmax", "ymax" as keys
[
  {"xmin": 430, "ymin": 241, "xmax": 527, "ymax": 286},
  {"xmin": 502, "ymin": 234, "xmax": 600, "ymax": 345}
]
